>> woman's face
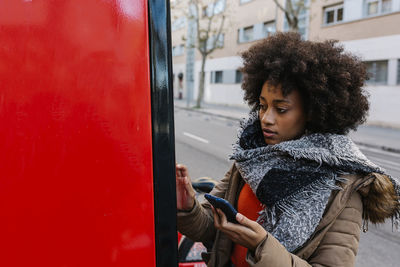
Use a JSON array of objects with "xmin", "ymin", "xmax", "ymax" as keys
[{"xmin": 259, "ymin": 81, "xmax": 307, "ymax": 145}]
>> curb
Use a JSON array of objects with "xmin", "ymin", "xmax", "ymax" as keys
[
  {"xmin": 356, "ymin": 142, "xmax": 400, "ymax": 154},
  {"xmin": 175, "ymin": 105, "xmax": 400, "ymax": 154}
]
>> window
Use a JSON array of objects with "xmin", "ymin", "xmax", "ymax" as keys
[
  {"xmin": 237, "ymin": 25, "xmax": 254, "ymax": 43},
  {"xmin": 206, "ymin": 34, "xmax": 224, "ymax": 50},
  {"xmin": 323, "ymin": 4, "xmax": 344, "ymax": 25},
  {"xmin": 365, "ymin": 0, "xmax": 392, "ymax": 16},
  {"xmin": 238, "ymin": 22, "xmax": 275, "ymax": 43},
  {"xmin": 217, "ymin": 34, "xmax": 224, "ymax": 48},
  {"xmin": 235, "ymin": 70, "xmax": 243, "ymax": 84},
  {"xmin": 213, "ymin": 0, "xmax": 226, "ymax": 14},
  {"xmin": 263, "ymin": 21, "xmax": 275, "ymax": 37},
  {"xmin": 215, "ymin": 71, "xmax": 223, "ymax": 83},
  {"xmin": 171, "ymin": 16, "xmax": 186, "ymax": 31},
  {"xmin": 240, "ymin": 0, "xmax": 253, "ymax": 4},
  {"xmin": 203, "ymin": 0, "xmax": 225, "ymax": 17},
  {"xmin": 172, "ymin": 44, "xmax": 185, "ymax": 56},
  {"xmin": 243, "ymin": 26, "xmax": 253, "ymax": 42},
  {"xmin": 365, "ymin": 60, "xmax": 388, "ymax": 84},
  {"xmin": 397, "ymin": 59, "xmax": 400, "ymax": 84},
  {"xmin": 211, "ymin": 71, "xmax": 224, "ymax": 83},
  {"xmin": 202, "ymin": 6, "xmax": 208, "ymax": 17},
  {"xmin": 382, "ymin": 0, "xmax": 392, "ymax": 12},
  {"xmin": 367, "ymin": 0, "xmax": 378, "ymax": 15}
]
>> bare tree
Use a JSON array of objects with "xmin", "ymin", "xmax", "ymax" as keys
[
  {"xmin": 272, "ymin": 0, "xmax": 308, "ymax": 31},
  {"xmin": 172, "ymin": 0, "xmax": 226, "ymax": 108},
  {"xmin": 193, "ymin": 0, "xmax": 226, "ymax": 108}
]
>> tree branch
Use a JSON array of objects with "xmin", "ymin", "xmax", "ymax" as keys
[
  {"xmin": 211, "ymin": 15, "xmax": 225, "ymax": 51},
  {"xmin": 272, "ymin": 0, "xmax": 303, "ymax": 31},
  {"xmin": 272, "ymin": 0, "xmax": 286, "ymax": 13}
]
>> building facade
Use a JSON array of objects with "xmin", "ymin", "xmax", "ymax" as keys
[{"xmin": 171, "ymin": 0, "xmax": 400, "ymax": 127}]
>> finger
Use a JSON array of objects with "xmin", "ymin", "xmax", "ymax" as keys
[
  {"xmin": 176, "ymin": 175, "xmax": 184, "ymax": 187},
  {"xmin": 178, "ymin": 164, "xmax": 188, "ymax": 177},
  {"xmin": 236, "ymin": 213, "xmax": 263, "ymax": 232},
  {"xmin": 183, "ymin": 176, "xmax": 194, "ymax": 190},
  {"xmin": 214, "ymin": 217, "xmax": 243, "ymax": 241},
  {"xmin": 176, "ymin": 163, "xmax": 186, "ymax": 171},
  {"xmin": 212, "ymin": 206, "xmax": 222, "ymax": 228},
  {"xmin": 214, "ymin": 210, "xmax": 249, "ymax": 233},
  {"xmin": 176, "ymin": 164, "xmax": 184, "ymax": 178},
  {"xmin": 183, "ymin": 176, "xmax": 195, "ymax": 202},
  {"xmin": 216, "ymin": 208, "xmax": 229, "ymax": 227},
  {"xmin": 216, "ymin": 208, "xmax": 225, "ymax": 220},
  {"xmin": 216, "ymin": 209, "xmax": 247, "ymax": 233},
  {"xmin": 212, "ymin": 209, "xmax": 247, "ymax": 243}
]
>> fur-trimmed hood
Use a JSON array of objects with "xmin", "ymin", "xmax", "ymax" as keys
[{"xmin": 358, "ymin": 172, "xmax": 400, "ymax": 226}]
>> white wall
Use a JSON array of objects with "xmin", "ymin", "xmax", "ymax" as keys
[
  {"xmin": 367, "ymin": 85, "xmax": 400, "ymax": 127},
  {"xmin": 342, "ymin": 34, "xmax": 400, "ymax": 60},
  {"xmin": 172, "ymin": 56, "xmax": 245, "ymax": 104},
  {"xmin": 394, "ymin": 0, "xmax": 400, "ymax": 11},
  {"xmin": 344, "ymin": 0, "xmax": 363, "ymax": 21},
  {"xmin": 194, "ymin": 56, "xmax": 244, "ymax": 104},
  {"xmin": 342, "ymin": 35, "xmax": 400, "ymax": 86},
  {"xmin": 341, "ymin": 35, "xmax": 400, "ymax": 127},
  {"xmin": 388, "ymin": 59, "xmax": 398, "ymax": 85},
  {"xmin": 202, "ymin": 56, "xmax": 245, "ymax": 106},
  {"xmin": 205, "ymin": 83, "xmax": 246, "ymax": 106}
]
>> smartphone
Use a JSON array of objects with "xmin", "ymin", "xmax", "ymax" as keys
[{"xmin": 204, "ymin": 194, "xmax": 238, "ymax": 223}]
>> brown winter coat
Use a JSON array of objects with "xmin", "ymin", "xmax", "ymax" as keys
[{"xmin": 177, "ymin": 163, "xmax": 399, "ymax": 267}]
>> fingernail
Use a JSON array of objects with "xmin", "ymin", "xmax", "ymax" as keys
[
  {"xmin": 236, "ymin": 213, "xmax": 243, "ymax": 221},
  {"xmin": 184, "ymin": 176, "xmax": 189, "ymax": 184}
]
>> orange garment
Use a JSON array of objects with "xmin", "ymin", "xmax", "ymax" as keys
[{"xmin": 230, "ymin": 183, "xmax": 262, "ymax": 267}]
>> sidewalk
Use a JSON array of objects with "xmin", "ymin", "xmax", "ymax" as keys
[{"xmin": 174, "ymin": 99, "xmax": 400, "ymax": 153}]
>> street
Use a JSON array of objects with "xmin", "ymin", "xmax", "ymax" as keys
[{"xmin": 175, "ymin": 107, "xmax": 400, "ymax": 267}]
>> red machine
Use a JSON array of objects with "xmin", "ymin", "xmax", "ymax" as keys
[{"xmin": 0, "ymin": 0, "xmax": 178, "ymax": 266}]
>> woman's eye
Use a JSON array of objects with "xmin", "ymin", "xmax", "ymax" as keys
[
  {"xmin": 277, "ymin": 108, "xmax": 287, "ymax": 113},
  {"xmin": 259, "ymin": 104, "xmax": 267, "ymax": 111}
]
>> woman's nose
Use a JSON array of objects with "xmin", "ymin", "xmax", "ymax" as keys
[{"xmin": 261, "ymin": 109, "xmax": 275, "ymax": 125}]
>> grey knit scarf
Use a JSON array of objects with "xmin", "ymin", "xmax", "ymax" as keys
[{"xmin": 230, "ymin": 111, "xmax": 400, "ymax": 252}]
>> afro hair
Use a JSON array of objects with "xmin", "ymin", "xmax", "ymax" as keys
[{"xmin": 239, "ymin": 32, "xmax": 369, "ymax": 135}]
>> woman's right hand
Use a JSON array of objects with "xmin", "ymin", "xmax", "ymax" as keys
[{"xmin": 176, "ymin": 164, "xmax": 196, "ymax": 211}]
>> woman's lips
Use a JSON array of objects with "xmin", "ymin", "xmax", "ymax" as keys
[{"xmin": 262, "ymin": 129, "xmax": 277, "ymax": 138}]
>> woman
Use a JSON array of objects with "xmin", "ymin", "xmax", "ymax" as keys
[{"xmin": 176, "ymin": 32, "xmax": 400, "ymax": 267}]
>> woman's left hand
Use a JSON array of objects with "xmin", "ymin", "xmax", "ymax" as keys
[{"xmin": 212, "ymin": 207, "xmax": 267, "ymax": 251}]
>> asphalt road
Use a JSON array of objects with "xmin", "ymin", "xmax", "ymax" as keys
[{"xmin": 174, "ymin": 107, "xmax": 400, "ymax": 267}]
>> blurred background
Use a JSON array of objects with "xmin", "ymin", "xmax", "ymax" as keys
[{"xmin": 171, "ymin": 1, "xmax": 400, "ymax": 266}]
